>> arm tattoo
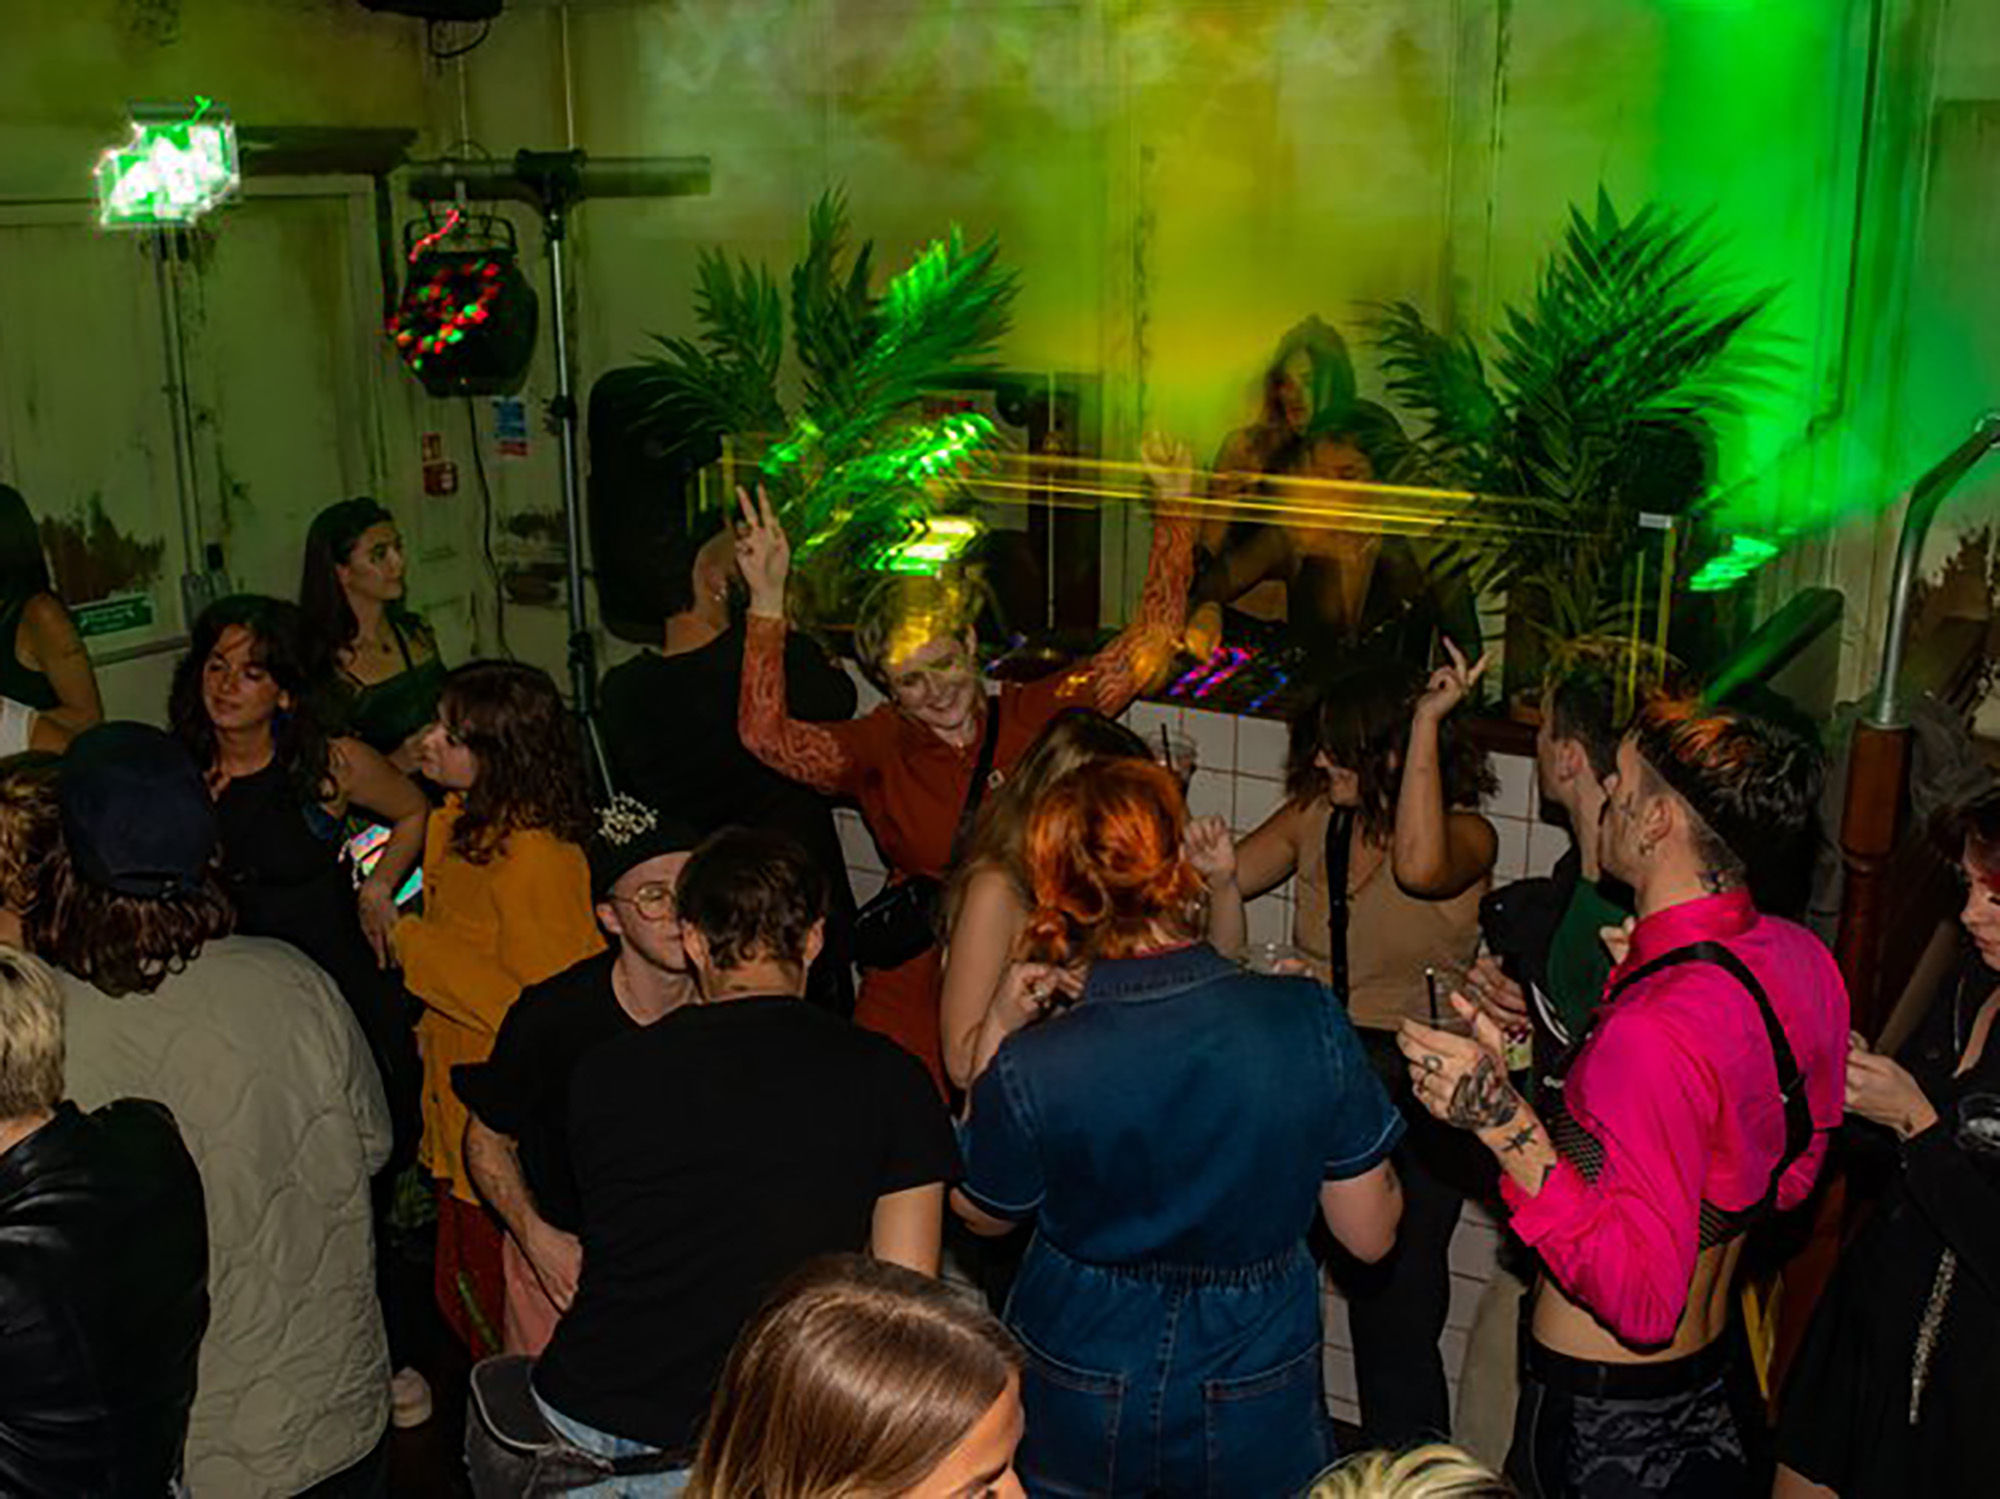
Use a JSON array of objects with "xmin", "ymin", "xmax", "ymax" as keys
[
  {"xmin": 1500, "ymin": 1123, "xmax": 1539, "ymax": 1154},
  {"xmin": 1445, "ymin": 1053, "xmax": 1522, "ymax": 1132}
]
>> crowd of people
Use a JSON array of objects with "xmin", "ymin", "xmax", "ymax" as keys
[{"xmin": 0, "ymin": 467, "xmax": 1992, "ymax": 1499}]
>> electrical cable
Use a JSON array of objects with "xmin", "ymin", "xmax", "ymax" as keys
[{"xmin": 465, "ymin": 398, "xmax": 510, "ymax": 658}]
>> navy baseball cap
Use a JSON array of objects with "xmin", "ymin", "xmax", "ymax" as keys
[{"xmin": 59, "ymin": 722, "xmax": 217, "ymax": 899}]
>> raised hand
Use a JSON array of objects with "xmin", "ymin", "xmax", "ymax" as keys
[
  {"xmin": 1416, "ymin": 637, "xmax": 1490, "ymax": 722},
  {"xmin": 1185, "ymin": 814, "xmax": 1238, "ymax": 890},
  {"xmin": 734, "ymin": 485, "xmax": 791, "ymax": 616},
  {"xmin": 1140, "ymin": 432, "xmax": 1196, "ymax": 501}
]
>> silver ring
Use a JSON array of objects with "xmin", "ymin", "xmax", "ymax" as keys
[{"xmin": 1421, "ymin": 1054, "xmax": 1442, "ymax": 1074}]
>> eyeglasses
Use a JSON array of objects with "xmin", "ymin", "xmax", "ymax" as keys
[{"xmin": 611, "ymin": 881, "xmax": 676, "ymax": 921}]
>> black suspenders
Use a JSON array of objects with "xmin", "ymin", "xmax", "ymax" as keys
[{"xmin": 1588, "ymin": 939, "xmax": 1816, "ymax": 1217}]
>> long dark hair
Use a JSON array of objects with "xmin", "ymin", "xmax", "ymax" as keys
[
  {"xmin": 1286, "ymin": 654, "xmax": 1496, "ymax": 841},
  {"xmin": 300, "ymin": 497, "xmax": 426, "ymax": 666},
  {"xmin": 0, "ymin": 486, "xmax": 52, "ymax": 601},
  {"xmin": 438, "ymin": 660, "xmax": 593, "ymax": 864},
  {"xmin": 168, "ymin": 595, "xmax": 336, "ymax": 809}
]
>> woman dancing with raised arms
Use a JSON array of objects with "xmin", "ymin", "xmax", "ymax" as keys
[{"xmin": 734, "ymin": 444, "xmax": 1195, "ymax": 1091}]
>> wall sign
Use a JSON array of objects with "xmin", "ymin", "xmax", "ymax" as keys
[{"xmin": 73, "ymin": 592, "xmax": 156, "ymax": 639}]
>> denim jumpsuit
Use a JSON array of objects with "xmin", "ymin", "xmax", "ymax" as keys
[{"xmin": 960, "ymin": 945, "xmax": 1403, "ymax": 1498}]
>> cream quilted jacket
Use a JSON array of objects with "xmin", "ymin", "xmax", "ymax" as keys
[{"xmin": 61, "ymin": 937, "xmax": 392, "ymax": 1498}]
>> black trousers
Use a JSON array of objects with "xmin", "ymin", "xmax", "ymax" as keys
[
  {"xmin": 1505, "ymin": 1328, "xmax": 1758, "ymax": 1499},
  {"xmin": 1328, "ymin": 1029, "xmax": 1489, "ymax": 1447},
  {"xmin": 297, "ymin": 1427, "xmax": 390, "ymax": 1499}
]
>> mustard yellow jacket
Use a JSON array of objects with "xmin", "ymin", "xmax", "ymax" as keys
[{"xmin": 396, "ymin": 800, "xmax": 603, "ymax": 1202}]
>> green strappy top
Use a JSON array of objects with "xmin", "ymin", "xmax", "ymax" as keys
[{"xmin": 342, "ymin": 617, "xmax": 445, "ymax": 755}]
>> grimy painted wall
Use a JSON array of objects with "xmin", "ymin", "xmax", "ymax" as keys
[{"xmin": 3, "ymin": 0, "xmax": 1995, "ymax": 722}]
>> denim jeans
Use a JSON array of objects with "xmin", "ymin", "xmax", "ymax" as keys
[
  {"xmin": 530, "ymin": 1393, "xmax": 691, "ymax": 1499},
  {"xmin": 1007, "ymin": 1238, "xmax": 1332, "ymax": 1498}
]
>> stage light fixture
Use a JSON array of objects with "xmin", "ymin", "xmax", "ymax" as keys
[
  {"xmin": 387, "ymin": 211, "xmax": 538, "ymax": 398},
  {"xmin": 93, "ymin": 98, "xmax": 239, "ymax": 228}
]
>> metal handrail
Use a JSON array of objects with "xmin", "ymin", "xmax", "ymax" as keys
[{"xmin": 1869, "ymin": 412, "xmax": 2000, "ymax": 727}]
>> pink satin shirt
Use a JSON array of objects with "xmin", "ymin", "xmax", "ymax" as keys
[{"xmin": 1501, "ymin": 889, "xmax": 1850, "ymax": 1346}]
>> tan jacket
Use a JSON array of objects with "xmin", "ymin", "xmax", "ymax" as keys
[{"xmin": 62, "ymin": 937, "xmax": 391, "ymax": 1498}]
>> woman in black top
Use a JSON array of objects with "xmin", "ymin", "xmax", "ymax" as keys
[
  {"xmin": 0, "ymin": 485, "xmax": 101, "ymax": 754},
  {"xmin": 1775, "ymin": 790, "xmax": 2000, "ymax": 1498},
  {"xmin": 301, "ymin": 498, "xmax": 445, "ymax": 774},
  {"xmin": 598, "ymin": 513, "xmax": 859, "ymax": 1013},
  {"xmin": 168, "ymin": 595, "xmax": 428, "ymax": 1108}
]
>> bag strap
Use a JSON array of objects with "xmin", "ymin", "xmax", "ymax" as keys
[
  {"xmin": 1598, "ymin": 939, "xmax": 1815, "ymax": 1215},
  {"xmin": 1322, "ymin": 807, "xmax": 1355, "ymax": 1003},
  {"xmin": 947, "ymin": 698, "xmax": 1005, "ymax": 865}
]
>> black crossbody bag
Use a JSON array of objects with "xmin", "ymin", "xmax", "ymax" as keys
[{"xmin": 851, "ymin": 703, "xmax": 1003, "ymax": 972}]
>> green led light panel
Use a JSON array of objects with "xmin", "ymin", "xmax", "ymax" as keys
[{"xmin": 94, "ymin": 100, "xmax": 239, "ymax": 229}]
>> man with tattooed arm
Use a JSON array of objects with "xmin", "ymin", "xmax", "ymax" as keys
[{"xmin": 1400, "ymin": 694, "xmax": 1847, "ymax": 1498}]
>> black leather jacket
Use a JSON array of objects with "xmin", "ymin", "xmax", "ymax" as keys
[{"xmin": 0, "ymin": 1099, "xmax": 209, "ymax": 1497}]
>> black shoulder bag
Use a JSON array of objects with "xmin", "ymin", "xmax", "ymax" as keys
[{"xmin": 851, "ymin": 703, "xmax": 1003, "ymax": 972}]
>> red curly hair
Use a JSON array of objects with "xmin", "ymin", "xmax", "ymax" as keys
[{"xmin": 1022, "ymin": 758, "xmax": 1207, "ymax": 964}]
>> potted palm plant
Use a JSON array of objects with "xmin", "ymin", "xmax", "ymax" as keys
[
  {"xmin": 631, "ymin": 191, "xmax": 1017, "ymax": 617},
  {"xmin": 1368, "ymin": 191, "xmax": 1783, "ymax": 705}
]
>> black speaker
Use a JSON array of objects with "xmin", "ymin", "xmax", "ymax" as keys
[
  {"xmin": 587, "ymin": 368, "xmax": 722, "ymax": 645},
  {"xmin": 360, "ymin": 0, "xmax": 502, "ymax": 19}
]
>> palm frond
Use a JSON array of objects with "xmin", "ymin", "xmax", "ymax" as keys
[
  {"xmin": 766, "ymin": 224, "xmax": 1017, "ymax": 588},
  {"xmin": 633, "ymin": 246, "xmax": 786, "ymax": 449},
  {"xmin": 1367, "ymin": 301, "xmax": 1502, "ymax": 487},
  {"xmin": 790, "ymin": 190, "xmax": 878, "ymax": 418}
]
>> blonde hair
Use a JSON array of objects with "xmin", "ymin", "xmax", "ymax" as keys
[
  {"xmin": 1307, "ymin": 1444, "xmax": 1513, "ymax": 1499},
  {"xmin": 686, "ymin": 1255, "xmax": 1021, "ymax": 1499},
  {"xmin": 853, "ymin": 573, "xmax": 984, "ymax": 689},
  {"xmin": 0, "ymin": 946, "xmax": 64, "ymax": 1118}
]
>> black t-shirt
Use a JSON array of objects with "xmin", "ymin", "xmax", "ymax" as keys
[
  {"xmin": 600, "ymin": 631, "xmax": 861, "ymax": 1017},
  {"xmin": 451, "ymin": 951, "xmax": 639, "ymax": 1233},
  {"xmin": 598, "ymin": 628, "xmax": 855, "ymax": 876},
  {"xmin": 533, "ymin": 996, "xmax": 959, "ymax": 1451}
]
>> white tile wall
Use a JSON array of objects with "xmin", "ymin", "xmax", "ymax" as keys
[
  {"xmin": 1490, "ymin": 816, "xmax": 1532, "ymax": 885},
  {"xmin": 1236, "ymin": 713, "xmax": 1291, "ymax": 782},
  {"xmin": 1525, "ymin": 820, "xmax": 1568, "ymax": 879},
  {"xmin": 1319, "ymin": 1199, "xmax": 1505, "ymax": 1432},
  {"xmin": 1184, "ymin": 767, "xmax": 1235, "ymax": 826},
  {"xmin": 1179, "ymin": 706, "xmax": 1239, "ymax": 778},
  {"xmin": 1487, "ymin": 750, "xmax": 1539, "ymax": 824}
]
